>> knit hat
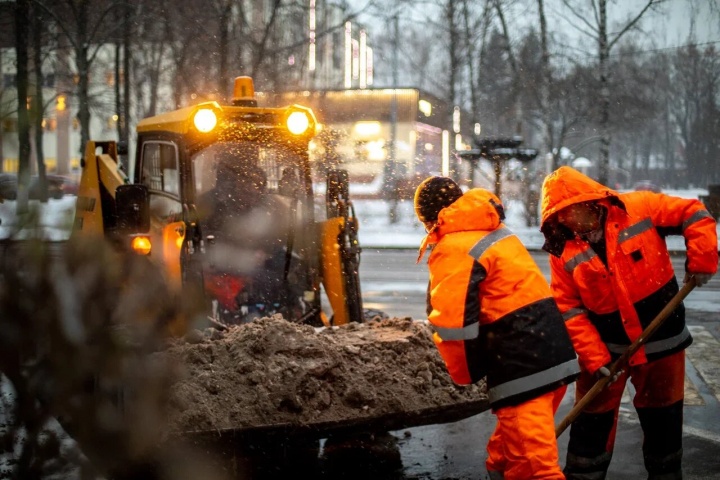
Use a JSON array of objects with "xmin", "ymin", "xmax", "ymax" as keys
[{"xmin": 413, "ymin": 176, "xmax": 463, "ymax": 223}]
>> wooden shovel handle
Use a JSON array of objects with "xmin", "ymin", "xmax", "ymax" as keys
[{"xmin": 556, "ymin": 277, "xmax": 697, "ymax": 438}]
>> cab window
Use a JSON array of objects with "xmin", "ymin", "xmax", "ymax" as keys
[
  {"xmin": 141, "ymin": 141, "xmax": 180, "ymax": 196},
  {"xmin": 141, "ymin": 140, "xmax": 181, "ymax": 220}
]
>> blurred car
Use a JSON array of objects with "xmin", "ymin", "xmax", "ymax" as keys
[
  {"xmin": 46, "ymin": 174, "xmax": 79, "ymax": 196},
  {"xmin": 632, "ymin": 180, "xmax": 662, "ymax": 193},
  {"xmin": 0, "ymin": 174, "xmax": 16, "ymax": 200},
  {"xmin": 0, "ymin": 174, "xmax": 78, "ymax": 200}
]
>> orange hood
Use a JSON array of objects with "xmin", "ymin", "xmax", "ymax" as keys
[
  {"xmin": 540, "ymin": 166, "xmax": 624, "ymax": 256},
  {"xmin": 540, "ymin": 166, "xmax": 620, "ymax": 226}
]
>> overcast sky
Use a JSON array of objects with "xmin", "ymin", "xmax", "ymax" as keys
[
  {"xmin": 538, "ymin": 0, "xmax": 718, "ymax": 55},
  {"xmin": 365, "ymin": 0, "xmax": 719, "ymax": 55}
]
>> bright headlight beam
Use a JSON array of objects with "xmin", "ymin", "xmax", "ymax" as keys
[
  {"xmin": 287, "ymin": 111, "xmax": 310, "ymax": 135},
  {"xmin": 193, "ymin": 109, "xmax": 217, "ymax": 133}
]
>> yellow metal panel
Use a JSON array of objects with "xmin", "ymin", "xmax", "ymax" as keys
[
  {"xmin": 162, "ymin": 221, "xmax": 185, "ymax": 291},
  {"xmin": 136, "ymin": 105, "xmax": 200, "ymax": 134},
  {"xmin": 97, "ymin": 154, "xmax": 126, "ymax": 198},
  {"xmin": 321, "ymin": 217, "xmax": 349, "ymax": 325},
  {"xmin": 72, "ymin": 141, "xmax": 105, "ymax": 236}
]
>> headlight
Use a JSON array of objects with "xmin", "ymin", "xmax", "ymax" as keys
[
  {"xmin": 193, "ymin": 108, "xmax": 217, "ymax": 133},
  {"xmin": 287, "ymin": 111, "xmax": 310, "ymax": 135},
  {"xmin": 131, "ymin": 235, "xmax": 152, "ymax": 255}
]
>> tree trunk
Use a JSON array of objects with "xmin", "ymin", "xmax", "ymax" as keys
[
  {"xmin": 446, "ymin": 0, "xmax": 460, "ymax": 179},
  {"xmin": 56, "ymin": 43, "xmax": 72, "ymax": 175},
  {"xmin": 597, "ymin": 0, "xmax": 611, "ymax": 186},
  {"xmin": 494, "ymin": 0, "xmax": 521, "ymax": 136},
  {"xmin": 115, "ymin": 40, "xmax": 122, "ymax": 140},
  {"xmin": 461, "ymin": 0, "xmax": 478, "ymax": 123},
  {"xmin": 122, "ymin": 1, "xmax": 132, "ymax": 163},
  {"xmin": 537, "ymin": 0, "xmax": 556, "ymax": 171},
  {"xmin": 32, "ymin": 5, "xmax": 47, "ymax": 201},
  {"xmin": 75, "ymin": 0, "xmax": 91, "ymax": 159},
  {"xmin": 218, "ymin": 1, "xmax": 231, "ymax": 100},
  {"xmin": 15, "ymin": 0, "xmax": 32, "ymax": 212}
]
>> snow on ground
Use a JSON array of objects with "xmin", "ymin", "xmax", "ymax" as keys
[
  {"xmin": 355, "ymin": 187, "xmax": 719, "ymax": 251},
  {"xmin": 0, "ymin": 196, "xmax": 76, "ymax": 241},
  {"xmin": 0, "ymin": 187, "xmax": 717, "ymax": 251}
]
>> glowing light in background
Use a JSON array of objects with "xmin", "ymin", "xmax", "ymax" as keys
[
  {"xmin": 344, "ymin": 22, "xmax": 352, "ymax": 88},
  {"xmin": 442, "ymin": 130, "xmax": 450, "ymax": 176},
  {"xmin": 309, "ymin": 0, "xmax": 316, "ymax": 71}
]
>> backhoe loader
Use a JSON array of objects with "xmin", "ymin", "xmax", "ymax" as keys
[{"xmin": 72, "ymin": 76, "xmax": 362, "ymax": 330}]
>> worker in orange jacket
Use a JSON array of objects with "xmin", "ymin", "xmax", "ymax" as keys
[
  {"xmin": 540, "ymin": 166, "xmax": 718, "ymax": 480},
  {"xmin": 414, "ymin": 176, "xmax": 580, "ymax": 480}
]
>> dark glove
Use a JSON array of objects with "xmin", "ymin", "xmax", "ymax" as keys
[
  {"xmin": 594, "ymin": 364, "xmax": 623, "ymax": 385},
  {"xmin": 684, "ymin": 272, "xmax": 714, "ymax": 288}
]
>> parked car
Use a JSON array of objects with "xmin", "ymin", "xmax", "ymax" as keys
[
  {"xmin": 46, "ymin": 174, "xmax": 79, "ymax": 197},
  {"xmin": 0, "ymin": 174, "xmax": 78, "ymax": 200},
  {"xmin": 632, "ymin": 180, "xmax": 662, "ymax": 193}
]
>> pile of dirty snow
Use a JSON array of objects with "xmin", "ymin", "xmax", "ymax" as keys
[{"xmin": 164, "ymin": 316, "xmax": 488, "ymax": 435}]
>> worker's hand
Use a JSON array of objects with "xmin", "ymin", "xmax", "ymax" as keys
[
  {"xmin": 684, "ymin": 272, "xmax": 715, "ymax": 288},
  {"xmin": 594, "ymin": 364, "xmax": 623, "ymax": 385}
]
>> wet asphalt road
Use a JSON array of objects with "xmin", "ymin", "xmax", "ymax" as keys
[
  {"xmin": 2, "ymin": 242, "xmax": 717, "ymax": 478},
  {"xmin": 193, "ymin": 248, "xmax": 720, "ymax": 479},
  {"xmin": 213, "ymin": 249, "xmax": 719, "ymax": 479},
  {"xmin": 352, "ymin": 248, "xmax": 720, "ymax": 480}
]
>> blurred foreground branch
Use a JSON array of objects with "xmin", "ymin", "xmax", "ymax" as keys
[{"xmin": 0, "ymin": 237, "xmax": 222, "ymax": 480}]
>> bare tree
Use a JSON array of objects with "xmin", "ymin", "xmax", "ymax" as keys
[
  {"xmin": 30, "ymin": 3, "xmax": 48, "ymax": 200},
  {"xmin": 113, "ymin": 0, "xmax": 132, "ymax": 163},
  {"xmin": 559, "ymin": 0, "xmax": 660, "ymax": 185},
  {"xmin": 34, "ymin": 0, "xmax": 126, "ymax": 159},
  {"xmin": 669, "ymin": 44, "xmax": 720, "ymax": 186},
  {"xmin": 461, "ymin": 0, "xmax": 492, "ymax": 129},
  {"xmin": 0, "ymin": 238, "xmax": 219, "ymax": 479},
  {"xmin": 14, "ymin": 0, "xmax": 32, "ymax": 212},
  {"xmin": 493, "ymin": 0, "xmax": 521, "ymax": 134},
  {"xmin": 536, "ymin": 0, "xmax": 561, "ymax": 170}
]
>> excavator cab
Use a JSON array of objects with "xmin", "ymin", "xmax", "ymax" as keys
[{"xmin": 75, "ymin": 77, "xmax": 362, "ymax": 330}]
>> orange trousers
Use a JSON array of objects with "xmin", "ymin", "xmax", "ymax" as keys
[{"xmin": 486, "ymin": 386, "xmax": 567, "ymax": 479}]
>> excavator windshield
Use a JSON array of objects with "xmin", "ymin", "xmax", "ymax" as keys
[
  {"xmin": 191, "ymin": 140, "xmax": 310, "ymax": 325},
  {"xmin": 192, "ymin": 141, "xmax": 304, "ymax": 201}
]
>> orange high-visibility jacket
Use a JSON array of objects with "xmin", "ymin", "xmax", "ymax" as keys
[
  {"xmin": 420, "ymin": 189, "xmax": 579, "ymax": 409},
  {"xmin": 540, "ymin": 167, "xmax": 718, "ymax": 374}
]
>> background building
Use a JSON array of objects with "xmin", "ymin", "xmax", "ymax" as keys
[{"xmin": 259, "ymin": 88, "xmax": 465, "ymax": 185}]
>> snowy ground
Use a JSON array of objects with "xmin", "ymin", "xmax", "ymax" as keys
[
  {"xmin": 0, "ymin": 195, "xmax": 76, "ymax": 241},
  {"xmin": 355, "ymin": 188, "xmax": 719, "ymax": 251},
  {"xmin": 0, "ymin": 187, "xmax": 717, "ymax": 252}
]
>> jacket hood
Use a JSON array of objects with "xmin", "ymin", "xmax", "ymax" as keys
[
  {"xmin": 417, "ymin": 188, "xmax": 504, "ymax": 263},
  {"xmin": 540, "ymin": 166, "xmax": 620, "ymax": 226},
  {"xmin": 540, "ymin": 166, "xmax": 622, "ymax": 256},
  {"xmin": 438, "ymin": 188, "xmax": 504, "ymax": 234}
]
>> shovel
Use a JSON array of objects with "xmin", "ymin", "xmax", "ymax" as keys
[{"xmin": 555, "ymin": 276, "xmax": 697, "ymax": 438}]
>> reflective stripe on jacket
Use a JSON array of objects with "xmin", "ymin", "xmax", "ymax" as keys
[
  {"xmin": 540, "ymin": 167, "xmax": 718, "ymax": 374},
  {"xmin": 423, "ymin": 188, "xmax": 579, "ymax": 408}
]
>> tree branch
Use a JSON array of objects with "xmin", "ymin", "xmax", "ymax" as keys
[
  {"xmin": 560, "ymin": 0, "xmax": 600, "ymax": 39},
  {"xmin": 608, "ymin": 0, "xmax": 659, "ymax": 51}
]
